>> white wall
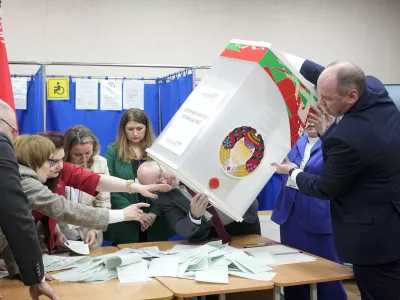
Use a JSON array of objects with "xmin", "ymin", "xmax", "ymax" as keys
[{"xmin": 3, "ymin": 0, "xmax": 400, "ymax": 83}]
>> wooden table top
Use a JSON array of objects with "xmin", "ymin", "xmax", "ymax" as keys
[
  {"xmin": 0, "ymin": 246, "xmax": 173, "ymax": 300},
  {"xmin": 119, "ymin": 238, "xmax": 274, "ymax": 297},
  {"xmin": 230, "ymin": 235, "xmax": 354, "ymax": 286},
  {"xmin": 119, "ymin": 234, "xmax": 354, "ymax": 289}
]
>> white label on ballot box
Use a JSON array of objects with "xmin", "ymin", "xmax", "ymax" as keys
[{"xmin": 158, "ymin": 87, "xmax": 226, "ymax": 156}]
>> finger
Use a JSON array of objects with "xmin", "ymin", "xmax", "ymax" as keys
[
  {"xmin": 149, "ymin": 184, "xmax": 172, "ymax": 191},
  {"xmin": 145, "ymin": 191, "xmax": 159, "ymax": 199},
  {"xmin": 199, "ymin": 196, "xmax": 208, "ymax": 208},
  {"xmin": 193, "ymin": 193, "xmax": 202, "ymax": 202},
  {"xmin": 198, "ymin": 194, "xmax": 207, "ymax": 202},
  {"xmin": 85, "ymin": 236, "xmax": 90, "ymax": 244},
  {"xmin": 50, "ymin": 291, "xmax": 59, "ymax": 300},
  {"xmin": 136, "ymin": 203, "xmax": 151, "ymax": 209}
]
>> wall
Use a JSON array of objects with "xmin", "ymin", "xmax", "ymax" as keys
[{"xmin": 3, "ymin": 0, "xmax": 400, "ymax": 83}]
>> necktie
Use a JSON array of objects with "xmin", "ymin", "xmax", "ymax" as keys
[{"xmin": 185, "ymin": 186, "xmax": 231, "ymax": 244}]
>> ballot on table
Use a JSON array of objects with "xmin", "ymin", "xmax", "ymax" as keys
[{"xmin": 146, "ymin": 39, "xmax": 318, "ymax": 221}]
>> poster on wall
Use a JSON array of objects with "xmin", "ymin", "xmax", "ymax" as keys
[
  {"xmin": 11, "ymin": 77, "xmax": 28, "ymax": 110},
  {"xmin": 100, "ymin": 80, "xmax": 123, "ymax": 111},
  {"xmin": 146, "ymin": 39, "xmax": 318, "ymax": 222},
  {"xmin": 75, "ymin": 79, "xmax": 99, "ymax": 110},
  {"xmin": 123, "ymin": 80, "xmax": 145, "ymax": 110}
]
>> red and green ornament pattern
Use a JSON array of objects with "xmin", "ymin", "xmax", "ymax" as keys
[{"xmin": 221, "ymin": 43, "xmax": 318, "ymax": 147}]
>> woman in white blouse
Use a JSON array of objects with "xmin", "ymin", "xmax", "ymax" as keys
[{"xmin": 61, "ymin": 125, "xmax": 111, "ymax": 248}]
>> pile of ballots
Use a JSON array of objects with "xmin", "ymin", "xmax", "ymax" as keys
[{"xmin": 45, "ymin": 241, "xmax": 316, "ymax": 284}]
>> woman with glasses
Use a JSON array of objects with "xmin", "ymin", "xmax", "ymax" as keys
[
  {"xmin": 104, "ymin": 108, "xmax": 175, "ymax": 245},
  {"xmin": 6, "ymin": 134, "xmax": 170, "ymax": 267}
]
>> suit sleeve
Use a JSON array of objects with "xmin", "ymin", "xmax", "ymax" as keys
[
  {"xmin": 296, "ymin": 138, "xmax": 363, "ymax": 200},
  {"xmin": 300, "ymin": 60, "xmax": 326, "ymax": 86},
  {"xmin": 0, "ymin": 137, "xmax": 44, "ymax": 286},
  {"xmin": 156, "ymin": 193, "xmax": 210, "ymax": 239},
  {"xmin": 22, "ymin": 177, "xmax": 110, "ymax": 231},
  {"xmin": 62, "ymin": 162, "xmax": 100, "ymax": 197}
]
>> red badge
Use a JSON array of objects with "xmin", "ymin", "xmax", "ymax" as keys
[{"xmin": 209, "ymin": 177, "xmax": 220, "ymax": 189}]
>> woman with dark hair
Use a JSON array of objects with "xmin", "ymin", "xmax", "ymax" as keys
[{"xmin": 105, "ymin": 108, "xmax": 175, "ymax": 244}]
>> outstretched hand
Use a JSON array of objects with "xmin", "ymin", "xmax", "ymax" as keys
[
  {"xmin": 137, "ymin": 184, "xmax": 173, "ymax": 199},
  {"xmin": 271, "ymin": 157, "xmax": 298, "ymax": 175}
]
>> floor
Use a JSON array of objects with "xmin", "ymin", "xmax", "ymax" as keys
[{"xmin": 344, "ymin": 280, "xmax": 361, "ymax": 299}]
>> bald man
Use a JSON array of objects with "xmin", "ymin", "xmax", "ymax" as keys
[
  {"xmin": 0, "ymin": 100, "xmax": 58, "ymax": 299},
  {"xmin": 137, "ymin": 161, "xmax": 260, "ymax": 241},
  {"xmin": 273, "ymin": 58, "xmax": 400, "ymax": 300}
]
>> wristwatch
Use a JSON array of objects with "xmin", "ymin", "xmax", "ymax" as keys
[{"xmin": 288, "ymin": 167, "xmax": 299, "ymax": 177}]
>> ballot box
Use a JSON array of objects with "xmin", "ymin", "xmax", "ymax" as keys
[{"xmin": 146, "ymin": 39, "xmax": 318, "ymax": 221}]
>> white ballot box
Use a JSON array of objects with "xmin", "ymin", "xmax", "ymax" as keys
[{"xmin": 147, "ymin": 39, "xmax": 318, "ymax": 221}]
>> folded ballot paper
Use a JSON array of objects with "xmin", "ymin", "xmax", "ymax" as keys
[
  {"xmin": 146, "ymin": 39, "xmax": 318, "ymax": 221},
  {"xmin": 47, "ymin": 241, "xmax": 317, "ymax": 284}
]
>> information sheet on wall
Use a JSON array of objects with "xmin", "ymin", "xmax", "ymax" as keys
[
  {"xmin": 123, "ymin": 80, "xmax": 145, "ymax": 110},
  {"xmin": 100, "ymin": 80, "xmax": 122, "ymax": 111},
  {"xmin": 75, "ymin": 79, "xmax": 99, "ymax": 110},
  {"xmin": 11, "ymin": 78, "xmax": 28, "ymax": 110}
]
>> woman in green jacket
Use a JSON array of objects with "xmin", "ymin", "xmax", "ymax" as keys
[{"xmin": 104, "ymin": 108, "xmax": 175, "ymax": 244}]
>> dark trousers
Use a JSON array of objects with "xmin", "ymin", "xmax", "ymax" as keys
[
  {"xmin": 207, "ymin": 217, "xmax": 261, "ymax": 239},
  {"xmin": 353, "ymin": 259, "xmax": 400, "ymax": 300}
]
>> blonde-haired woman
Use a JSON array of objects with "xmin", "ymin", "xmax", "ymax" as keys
[
  {"xmin": 105, "ymin": 108, "xmax": 174, "ymax": 244},
  {"xmin": 61, "ymin": 125, "xmax": 111, "ymax": 248}
]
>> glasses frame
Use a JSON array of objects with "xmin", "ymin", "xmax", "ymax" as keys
[{"xmin": 0, "ymin": 118, "xmax": 18, "ymax": 136}]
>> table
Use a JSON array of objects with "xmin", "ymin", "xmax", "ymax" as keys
[
  {"xmin": 230, "ymin": 235, "xmax": 354, "ymax": 300},
  {"xmin": 118, "ymin": 239, "xmax": 274, "ymax": 300},
  {"xmin": 0, "ymin": 246, "xmax": 173, "ymax": 300},
  {"xmin": 119, "ymin": 235, "xmax": 354, "ymax": 300}
]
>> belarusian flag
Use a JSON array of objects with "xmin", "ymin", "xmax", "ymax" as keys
[{"xmin": 0, "ymin": 13, "xmax": 16, "ymax": 113}]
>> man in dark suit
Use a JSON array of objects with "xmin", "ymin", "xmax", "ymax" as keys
[
  {"xmin": 137, "ymin": 161, "xmax": 260, "ymax": 241},
  {"xmin": 0, "ymin": 100, "xmax": 58, "ymax": 299},
  {"xmin": 273, "ymin": 58, "xmax": 400, "ymax": 299}
]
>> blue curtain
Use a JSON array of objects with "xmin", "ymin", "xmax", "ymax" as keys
[
  {"xmin": 46, "ymin": 80, "xmax": 160, "ymax": 156},
  {"xmin": 16, "ymin": 67, "xmax": 44, "ymax": 134},
  {"xmin": 160, "ymin": 73, "xmax": 193, "ymax": 130},
  {"xmin": 257, "ymin": 174, "xmax": 284, "ymax": 210}
]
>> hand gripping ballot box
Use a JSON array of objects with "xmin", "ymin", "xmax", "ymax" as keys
[{"xmin": 146, "ymin": 40, "xmax": 318, "ymax": 222}]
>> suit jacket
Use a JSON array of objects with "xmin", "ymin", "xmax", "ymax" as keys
[
  {"xmin": 19, "ymin": 163, "xmax": 109, "ymax": 230},
  {"xmin": 272, "ymin": 135, "xmax": 333, "ymax": 234},
  {"xmin": 32, "ymin": 161, "xmax": 105, "ymax": 252},
  {"xmin": 0, "ymin": 133, "xmax": 43, "ymax": 286},
  {"xmin": 296, "ymin": 59, "xmax": 400, "ymax": 265},
  {"xmin": 5, "ymin": 162, "xmax": 111, "ymax": 278},
  {"xmin": 156, "ymin": 188, "xmax": 259, "ymax": 241},
  {"xmin": 104, "ymin": 143, "xmax": 175, "ymax": 244}
]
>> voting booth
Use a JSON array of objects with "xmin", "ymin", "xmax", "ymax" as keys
[{"xmin": 147, "ymin": 39, "xmax": 318, "ymax": 222}]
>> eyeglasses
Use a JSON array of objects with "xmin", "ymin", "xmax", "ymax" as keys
[
  {"xmin": 1, "ymin": 118, "xmax": 18, "ymax": 136},
  {"xmin": 48, "ymin": 159, "xmax": 63, "ymax": 167},
  {"xmin": 156, "ymin": 162, "xmax": 174, "ymax": 185}
]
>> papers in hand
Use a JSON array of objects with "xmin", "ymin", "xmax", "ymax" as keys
[{"xmin": 64, "ymin": 240, "xmax": 90, "ymax": 255}]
